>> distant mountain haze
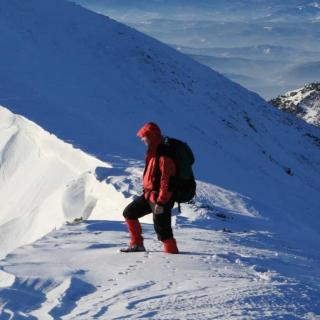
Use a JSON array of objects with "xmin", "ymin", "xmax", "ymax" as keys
[{"xmin": 73, "ymin": 0, "xmax": 320, "ymax": 99}]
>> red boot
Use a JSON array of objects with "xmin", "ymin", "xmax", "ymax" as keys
[
  {"xmin": 163, "ymin": 238, "xmax": 179, "ymax": 254},
  {"xmin": 125, "ymin": 219, "xmax": 144, "ymax": 247}
]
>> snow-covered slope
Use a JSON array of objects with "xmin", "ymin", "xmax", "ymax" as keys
[
  {"xmin": 0, "ymin": 0, "xmax": 320, "ymax": 317},
  {"xmin": 0, "ymin": 106, "xmax": 319, "ymax": 318},
  {"xmin": 271, "ymin": 83, "xmax": 320, "ymax": 127},
  {"xmin": 75, "ymin": 0, "xmax": 320, "ymax": 99},
  {"xmin": 0, "ymin": 0, "xmax": 319, "ymax": 239}
]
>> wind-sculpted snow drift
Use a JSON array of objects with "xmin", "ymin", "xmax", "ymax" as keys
[
  {"xmin": 0, "ymin": 0, "xmax": 320, "ymax": 318},
  {"xmin": 0, "ymin": 106, "xmax": 128, "ymax": 259}
]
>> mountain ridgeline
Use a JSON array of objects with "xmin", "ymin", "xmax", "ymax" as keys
[{"xmin": 270, "ymin": 83, "xmax": 320, "ymax": 127}]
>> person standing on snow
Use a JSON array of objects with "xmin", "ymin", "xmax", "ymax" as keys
[{"xmin": 121, "ymin": 122, "xmax": 179, "ymax": 254}]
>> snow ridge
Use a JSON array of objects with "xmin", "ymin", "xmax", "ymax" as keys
[{"xmin": 0, "ymin": 106, "xmax": 109, "ymax": 258}]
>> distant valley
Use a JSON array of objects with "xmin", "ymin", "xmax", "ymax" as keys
[{"xmin": 73, "ymin": 0, "xmax": 320, "ymax": 99}]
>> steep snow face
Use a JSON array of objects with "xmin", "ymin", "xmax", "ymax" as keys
[
  {"xmin": 0, "ymin": 0, "xmax": 273, "ymax": 163},
  {"xmin": 271, "ymin": 83, "xmax": 320, "ymax": 127},
  {"xmin": 0, "ymin": 106, "xmax": 119, "ymax": 258},
  {"xmin": 0, "ymin": 0, "xmax": 320, "ymax": 256}
]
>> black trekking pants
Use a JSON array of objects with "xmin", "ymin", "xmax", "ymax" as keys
[{"xmin": 123, "ymin": 195, "xmax": 175, "ymax": 241}]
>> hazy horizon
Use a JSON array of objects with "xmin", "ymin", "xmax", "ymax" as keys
[{"xmin": 72, "ymin": 0, "xmax": 320, "ymax": 99}]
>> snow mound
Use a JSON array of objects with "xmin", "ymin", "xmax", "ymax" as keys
[{"xmin": 0, "ymin": 106, "xmax": 112, "ymax": 258}]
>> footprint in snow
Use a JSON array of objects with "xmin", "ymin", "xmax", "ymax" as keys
[{"xmin": 135, "ymin": 260, "xmax": 145, "ymax": 264}]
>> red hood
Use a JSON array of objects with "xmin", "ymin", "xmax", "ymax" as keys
[{"xmin": 137, "ymin": 122, "xmax": 164, "ymax": 155}]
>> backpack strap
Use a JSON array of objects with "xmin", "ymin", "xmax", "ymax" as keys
[
  {"xmin": 153, "ymin": 151, "xmax": 161, "ymax": 194},
  {"xmin": 152, "ymin": 139, "xmax": 171, "ymax": 197}
]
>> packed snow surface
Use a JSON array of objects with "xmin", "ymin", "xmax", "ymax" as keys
[
  {"xmin": 1, "ymin": 220, "xmax": 320, "ymax": 319},
  {"xmin": 0, "ymin": 0, "xmax": 320, "ymax": 318}
]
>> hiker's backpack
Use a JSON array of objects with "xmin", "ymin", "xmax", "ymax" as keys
[{"xmin": 154, "ymin": 137, "xmax": 196, "ymax": 209}]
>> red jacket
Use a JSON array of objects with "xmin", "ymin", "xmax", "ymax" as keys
[{"xmin": 137, "ymin": 123, "xmax": 176, "ymax": 205}]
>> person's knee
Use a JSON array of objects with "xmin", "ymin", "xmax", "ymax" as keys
[{"xmin": 123, "ymin": 196, "xmax": 148, "ymax": 220}]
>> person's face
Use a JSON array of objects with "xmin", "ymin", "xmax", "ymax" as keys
[{"xmin": 141, "ymin": 136, "xmax": 151, "ymax": 146}]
